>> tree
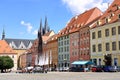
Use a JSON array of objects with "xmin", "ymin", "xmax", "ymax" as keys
[
  {"xmin": 103, "ymin": 54, "xmax": 112, "ymax": 66},
  {"xmin": 0, "ymin": 56, "xmax": 14, "ymax": 73}
]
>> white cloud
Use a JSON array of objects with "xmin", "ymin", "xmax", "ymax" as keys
[
  {"xmin": 32, "ymin": 29, "xmax": 38, "ymax": 35},
  {"xmin": 21, "ymin": 20, "xmax": 33, "ymax": 33},
  {"xmin": 62, "ymin": 0, "xmax": 114, "ymax": 15}
]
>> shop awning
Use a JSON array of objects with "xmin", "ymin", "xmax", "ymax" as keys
[{"xmin": 71, "ymin": 61, "xmax": 94, "ymax": 65}]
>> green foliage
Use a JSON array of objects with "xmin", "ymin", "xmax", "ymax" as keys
[
  {"xmin": 104, "ymin": 54, "xmax": 112, "ymax": 66},
  {"xmin": 0, "ymin": 56, "xmax": 14, "ymax": 71}
]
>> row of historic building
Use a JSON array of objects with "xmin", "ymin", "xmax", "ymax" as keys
[
  {"xmin": 24, "ymin": 0, "xmax": 120, "ymax": 70},
  {"xmin": 0, "ymin": 0, "xmax": 120, "ymax": 71},
  {"xmin": 20, "ymin": 0, "xmax": 120, "ymax": 70}
]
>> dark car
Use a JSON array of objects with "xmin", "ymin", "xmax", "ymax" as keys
[
  {"xmin": 69, "ymin": 67, "xmax": 84, "ymax": 72},
  {"xmin": 103, "ymin": 66, "xmax": 118, "ymax": 72},
  {"xmin": 91, "ymin": 66, "xmax": 103, "ymax": 72}
]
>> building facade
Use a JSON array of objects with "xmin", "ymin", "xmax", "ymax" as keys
[
  {"xmin": 58, "ymin": 34, "xmax": 70, "ymax": 70},
  {"xmin": 44, "ymin": 34, "xmax": 58, "ymax": 70},
  {"xmin": 0, "ymin": 40, "xmax": 17, "ymax": 71},
  {"xmin": 58, "ymin": 7, "xmax": 103, "ymax": 69},
  {"xmin": 90, "ymin": 0, "xmax": 120, "ymax": 66}
]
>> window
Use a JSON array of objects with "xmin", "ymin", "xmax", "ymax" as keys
[
  {"xmin": 93, "ymin": 59, "xmax": 97, "ymax": 65},
  {"xmin": 98, "ymin": 31, "xmax": 101, "ymax": 38},
  {"xmin": 106, "ymin": 43, "xmax": 110, "ymax": 51},
  {"xmin": 59, "ymin": 55, "xmax": 61, "ymax": 60},
  {"xmin": 119, "ymin": 41, "xmax": 120, "ymax": 50},
  {"xmin": 105, "ymin": 18, "xmax": 109, "ymax": 23},
  {"xmin": 61, "ymin": 41, "xmax": 63, "ymax": 46},
  {"xmin": 105, "ymin": 29, "xmax": 109, "ymax": 37},
  {"xmin": 99, "ymin": 58, "xmax": 101, "ymax": 65},
  {"xmin": 12, "ymin": 55, "xmax": 14, "ymax": 58},
  {"xmin": 64, "ymin": 41, "xmax": 66, "ymax": 45},
  {"xmin": 67, "ymin": 35, "xmax": 69, "ymax": 38},
  {"xmin": 96, "ymin": 21, "xmax": 100, "ymax": 26},
  {"xmin": 112, "ymin": 27, "xmax": 116, "ymax": 35},
  {"xmin": 58, "ymin": 42, "xmax": 60, "ymax": 46},
  {"xmin": 118, "ymin": 26, "xmax": 120, "ymax": 34},
  {"xmin": 118, "ymin": 14, "xmax": 120, "ymax": 19},
  {"xmin": 64, "ymin": 36, "xmax": 66, "ymax": 39},
  {"xmin": 117, "ymin": 6, "xmax": 120, "ymax": 10},
  {"xmin": 92, "ymin": 32, "xmax": 95, "ymax": 39},
  {"xmin": 112, "ymin": 42, "xmax": 116, "ymax": 50},
  {"xmin": 67, "ymin": 46, "xmax": 69, "ymax": 52},
  {"xmin": 59, "ymin": 48, "xmax": 60, "ymax": 52},
  {"xmin": 61, "ymin": 37, "xmax": 63, "ymax": 40},
  {"xmin": 98, "ymin": 44, "xmax": 102, "ymax": 52},
  {"xmin": 61, "ymin": 47, "xmax": 63, "ymax": 52},
  {"xmin": 67, "ymin": 40, "xmax": 69, "ymax": 45},
  {"xmin": 92, "ymin": 45, "xmax": 96, "ymax": 52},
  {"xmin": 64, "ymin": 47, "xmax": 66, "ymax": 52}
]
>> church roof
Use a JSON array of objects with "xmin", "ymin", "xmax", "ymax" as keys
[
  {"xmin": 4, "ymin": 38, "xmax": 34, "ymax": 49},
  {"xmin": 0, "ymin": 40, "xmax": 16, "ymax": 54}
]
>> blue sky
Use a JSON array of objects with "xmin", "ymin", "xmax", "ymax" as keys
[{"xmin": 0, "ymin": 0, "xmax": 113, "ymax": 39}]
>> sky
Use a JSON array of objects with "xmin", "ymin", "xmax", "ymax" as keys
[{"xmin": 0, "ymin": 0, "xmax": 113, "ymax": 39}]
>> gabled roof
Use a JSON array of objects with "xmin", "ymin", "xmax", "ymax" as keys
[
  {"xmin": 42, "ymin": 30, "xmax": 55, "ymax": 42},
  {"xmin": 5, "ymin": 38, "xmax": 34, "ymax": 49},
  {"xmin": 92, "ymin": 0, "xmax": 120, "ymax": 28},
  {"xmin": 0, "ymin": 40, "xmax": 16, "ymax": 54},
  {"xmin": 58, "ymin": 7, "xmax": 103, "ymax": 37},
  {"xmin": 47, "ymin": 34, "xmax": 58, "ymax": 43}
]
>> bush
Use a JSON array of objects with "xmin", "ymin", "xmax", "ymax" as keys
[{"xmin": 0, "ymin": 56, "xmax": 14, "ymax": 73}]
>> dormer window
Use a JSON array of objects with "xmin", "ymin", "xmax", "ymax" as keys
[
  {"xmin": 117, "ymin": 6, "xmax": 120, "ymax": 10},
  {"xmin": 96, "ymin": 20, "xmax": 100, "ymax": 26},
  {"xmin": 118, "ymin": 14, "xmax": 120, "ymax": 19},
  {"xmin": 105, "ymin": 18, "xmax": 109, "ymax": 23},
  {"xmin": 110, "ymin": 13, "xmax": 114, "ymax": 17}
]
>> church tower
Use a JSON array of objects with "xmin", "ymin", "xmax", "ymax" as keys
[
  {"xmin": 2, "ymin": 28, "xmax": 5, "ymax": 40},
  {"xmin": 37, "ymin": 20, "xmax": 43, "ymax": 63}
]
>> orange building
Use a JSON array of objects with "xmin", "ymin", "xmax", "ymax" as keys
[
  {"xmin": 79, "ymin": 7, "xmax": 103, "ymax": 61},
  {"xmin": 45, "ymin": 34, "xmax": 58, "ymax": 70},
  {"xmin": 0, "ymin": 40, "xmax": 17, "ymax": 71}
]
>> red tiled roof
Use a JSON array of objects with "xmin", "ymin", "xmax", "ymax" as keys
[
  {"xmin": 47, "ymin": 34, "xmax": 58, "ymax": 42},
  {"xmin": 58, "ymin": 7, "xmax": 103, "ymax": 36},
  {"xmin": 92, "ymin": 0, "xmax": 120, "ymax": 28},
  {"xmin": 0, "ymin": 40, "xmax": 16, "ymax": 54}
]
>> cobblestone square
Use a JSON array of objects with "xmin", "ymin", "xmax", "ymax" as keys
[{"xmin": 0, "ymin": 72, "xmax": 120, "ymax": 80}]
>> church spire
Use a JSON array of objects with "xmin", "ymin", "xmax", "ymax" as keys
[
  {"xmin": 38, "ymin": 19, "xmax": 43, "ymax": 38},
  {"xmin": 2, "ymin": 27, "xmax": 5, "ymax": 40},
  {"xmin": 44, "ymin": 16, "xmax": 48, "ymax": 34}
]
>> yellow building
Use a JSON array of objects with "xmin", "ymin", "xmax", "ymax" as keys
[{"xmin": 90, "ymin": 0, "xmax": 120, "ymax": 66}]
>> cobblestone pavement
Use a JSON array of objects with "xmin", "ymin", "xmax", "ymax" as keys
[{"xmin": 0, "ymin": 72, "xmax": 120, "ymax": 80}]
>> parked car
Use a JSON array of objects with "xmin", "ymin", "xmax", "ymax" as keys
[
  {"xmin": 91, "ymin": 66, "xmax": 103, "ymax": 72},
  {"xmin": 103, "ymin": 66, "xmax": 118, "ymax": 72},
  {"xmin": 69, "ymin": 67, "xmax": 84, "ymax": 72},
  {"xmin": 32, "ymin": 66, "xmax": 47, "ymax": 73}
]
